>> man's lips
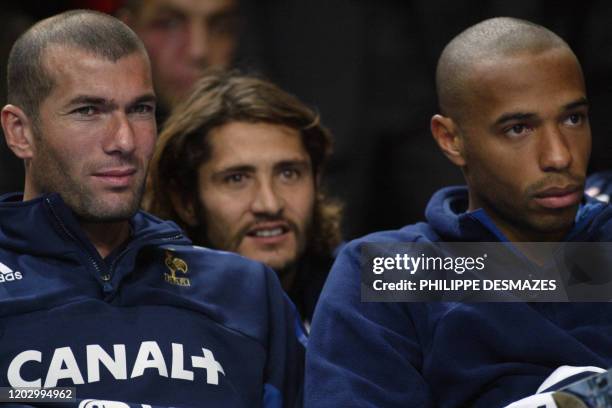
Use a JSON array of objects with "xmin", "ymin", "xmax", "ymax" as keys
[
  {"xmin": 92, "ymin": 168, "xmax": 137, "ymax": 187},
  {"xmin": 245, "ymin": 222, "xmax": 291, "ymax": 243},
  {"xmin": 533, "ymin": 185, "xmax": 583, "ymax": 209}
]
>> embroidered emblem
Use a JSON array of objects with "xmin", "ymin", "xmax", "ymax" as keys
[{"xmin": 164, "ymin": 251, "xmax": 190, "ymax": 287}]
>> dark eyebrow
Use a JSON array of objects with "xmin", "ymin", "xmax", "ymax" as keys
[
  {"xmin": 130, "ymin": 94, "xmax": 157, "ymax": 107},
  {"xmin": 493, "ymin": 112, "xmax": 537, "ymax": 128},
  {"xmin": 66, "ymin": 94, "xmax": 156, "ymax": 110},
  {"xmin": 66, "ymin": 95, "xmax": 109, "ymax": 107},
  {"xmin": 493, "ymin": 97, "xmax": 590, "ymax": 128},
  {"xmin": 274, "ymin": 159, "xmax": 311, "ymax": 170},
  {"xmin": 563, "ymin": 97, "xmax": 589, "ymax": 112},
  {"xmin": 215, "ymin": 165, "xmax": 255, "ymax": 175}
]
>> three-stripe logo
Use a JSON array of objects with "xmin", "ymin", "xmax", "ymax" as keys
[{"xmin": 0, "ymin": 262, "xmax": 22, "ymax": 283}]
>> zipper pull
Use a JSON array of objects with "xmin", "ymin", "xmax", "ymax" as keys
[{"xmin": 101, "ymin": 274, "xmax": 113, "ymax": 293}]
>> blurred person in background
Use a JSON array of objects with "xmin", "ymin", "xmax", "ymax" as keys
[{"xmin": 117, "ymin": 0, "xmax": 240, "ymax": 120}]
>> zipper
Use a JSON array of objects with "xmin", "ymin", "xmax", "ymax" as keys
[
  {"xmin": 103, "ymin": 232, "xmax": 183, "ymax": 298},
  {"xmin": 46, "ymin": 197, "xmax": 185, "ymax": 294},
  {"xmin": 45, "ymin": 197, "xmax": 105, "ymax": 281},
  {"xmin": 108, "ymin": 232, "xmax": 183, "ymax": 274}
]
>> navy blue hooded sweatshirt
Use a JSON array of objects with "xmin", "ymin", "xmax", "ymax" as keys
[
  {"xmin": 586, "ymin": 170, "xmax": 612, "ymax": 201},
  {"xmin": 305, "ymin": 186, "xmax": 612, "ymax": 408},
  {"xmin": 0, "ymin": 193, "xmax": 305, "ymax": 407}
]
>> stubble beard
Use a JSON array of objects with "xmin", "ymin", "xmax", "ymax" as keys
[
  {"xmin": 194, "ymin": 205, "xmax": 312, "ymax": 274},
  {"xmin": 30, "ymin": 139, "xmax": 145, "ymax": 223}
]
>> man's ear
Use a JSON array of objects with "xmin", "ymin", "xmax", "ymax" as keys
[
  {"xmin": 169, "ymin": 190, "xmax": 199, "ymax": 227},
  {"xmin": 1, "ymin": 104, "xmax": 35, "ymax": 160},
  {"xmin": 430, "ymin": 114, "xmax": 466, "ymax": 167}
]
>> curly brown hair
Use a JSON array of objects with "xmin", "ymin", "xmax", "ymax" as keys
[{"xmin": 145, "ymin": 69, "xmax": 342, "ymax": 258}]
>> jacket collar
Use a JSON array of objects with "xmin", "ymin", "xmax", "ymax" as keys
[
  {"xmin": 0, "ymin": 192, "xmax": 189, "ymax": 259},
  {"xmin": 424, "ymin": 186, "xmax": 609, "ymax": 242}
]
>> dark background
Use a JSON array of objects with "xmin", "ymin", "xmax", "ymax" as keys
[{"xmin": 2, "ymin": 0, "xmax": 612, "ymax": 240}]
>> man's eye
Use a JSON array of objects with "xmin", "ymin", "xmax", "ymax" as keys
[
  {"xmin": 224, "ymin": 173, "xmax": 247, "ymax": 185},
  {"xmin": 280, "ymin": 168, "xmax": 300, "ymax": 181},
  {"xmin": 151, "ymin": 15, "xmax": 184, "ymax": 31},
  {"xmin": 73, "ymin": 106, "xmax": 97, "ymax": 116},
  {"xmin": 131, "ymin": 104, "xmax": 154, "ymax": 115},
  {"xmin": 504, "ymin": 124, "xmax": 532, "ymax": 138},
  {"xmin": 564, "ymin": 113, "xmax": 584, "ymax": 126}
]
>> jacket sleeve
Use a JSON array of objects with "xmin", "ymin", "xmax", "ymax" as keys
[
  {"xmin": 262, "ymin": 264, "xmax": 307, "ymax": 408},
  {"xmin": 304, "ymin": 241, "xmax": 433, "ymax": 407}
]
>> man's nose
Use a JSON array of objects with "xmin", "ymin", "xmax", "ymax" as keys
[
  {"xmin": 251, "ymin": 179, "xmax": 284, "ymax": 215},
  {"xmin": 187, "ymin": 19, "xmax": 209, "ymax": 63},
  {"xmin": 104, "ymin": 112, "xmax": 136, "ymax": 155},
  {"xmin": 539, "ymin": 125, "xmax": 572, "ymax": 172}
]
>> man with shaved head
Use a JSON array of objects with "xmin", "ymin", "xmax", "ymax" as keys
[
  {"xmin": 431, "ymin": 18, "xmax": 589, "ymax": 243},
  {"xmin": 305, "ymin": 18, "xmax": 612, "ymax": 407}
]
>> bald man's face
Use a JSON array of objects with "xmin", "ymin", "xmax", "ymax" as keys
[{"xmin": 458, "ymin": 48, "xmax": 590, "ymax": 241}]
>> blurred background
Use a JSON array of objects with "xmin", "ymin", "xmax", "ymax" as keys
[{"xmin": 1, "ymin": 0, "xmax": 611, "ymax": 240}]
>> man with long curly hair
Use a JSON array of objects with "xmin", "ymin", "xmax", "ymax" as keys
[{"xmin": 146, "ymin": 69, "xmax": 343, "ymax": 323}]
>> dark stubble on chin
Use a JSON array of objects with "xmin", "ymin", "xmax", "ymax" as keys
[
  {"xmin": 72, "ymin": 180, "xmax": 146, "ymax": 223},
  {"xmin": 193, "ymin": 200, "xmax": 308, "ymax": 272},
  {"xmin": 484, "ymin": 172, "xmax": 585, "ymax": 239},
  {"xmin": 31, "ymin": 140, "xmax": 146, "ymax": 223}
]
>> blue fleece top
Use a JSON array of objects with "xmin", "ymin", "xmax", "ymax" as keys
[
  {"xmin": 586, "ymin": 170, "xmax": 612, "ymax": 200},
  {"xmin": 0, "ymin": 193, "xmax": 305, "ymax": 408},
  {"xmin": 305, "ymin": 186, "xmax": 612, "ymax": 408}
]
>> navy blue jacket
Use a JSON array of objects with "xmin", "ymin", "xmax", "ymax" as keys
[
  {"xmin": 0, "ymin": 193, "xmax": 305, "ymax": 407},
  {"xmin": 305, "ymin": 186, "xmax": 612, "ymax": 408},
  {"xmin": 586, "ymin": 170, "xmax": 612, "ymax": 202}
]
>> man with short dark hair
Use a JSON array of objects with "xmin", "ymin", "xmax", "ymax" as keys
[
  {"xmin": 0, "ymin": 10, "xmax": 304, "ymax": 407},
  {"xmin": 145, "ymin": 70, "xmax": 342, "ymax": 323},
  {"xmin": 305, "ymin": 17, "xmax": 612, "ymax": 407}
]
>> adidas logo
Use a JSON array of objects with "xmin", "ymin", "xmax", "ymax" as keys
[{"xmin": 0, "ymin": 262, "xmax": 22, "ymax": 283}]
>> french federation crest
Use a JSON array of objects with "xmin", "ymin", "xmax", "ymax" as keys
[{"xmin": 164, "ymin": 250, "xmax": 191, "ymax": 287}]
